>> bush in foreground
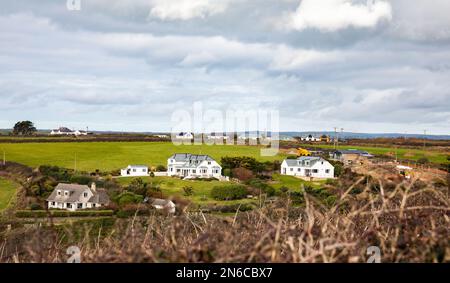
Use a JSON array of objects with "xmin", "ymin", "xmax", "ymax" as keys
[{"xmin": 210, "ymin": 185, "xmax": 248, "ymax": 200}]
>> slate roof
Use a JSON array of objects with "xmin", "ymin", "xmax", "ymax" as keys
[
  {"xmin": 284, "ymin": 156, "xmax": 326, "ymax": 167},
  {"xmin": 46, "ymin": 183, "xmax": 110, "ymax": 205}
]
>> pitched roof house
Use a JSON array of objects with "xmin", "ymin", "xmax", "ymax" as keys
[
  {"xmin": 145, "ymin": 198, "xmax": 176, "ymax": 214},
  {"xmin": 281, "ymin": 156, "xmax": 334, "ymax": 179},
  {"xmin": 167, "ymin": 153, "xmax": 222, "ymax": 179},
  {"xmin": 46, "ymin": 183, "xmax": 110, "ymax": 211}
]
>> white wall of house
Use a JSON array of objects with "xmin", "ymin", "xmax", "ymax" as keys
[
  {"xmin": 120, "ymin": 165, "xmax": 149, "ymax": 177},
  {"xmin": 281, "ymin": 159, "xmax": 334, "ymax": 179}
]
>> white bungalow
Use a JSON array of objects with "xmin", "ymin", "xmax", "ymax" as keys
[
  {"xmin": 167, "ymin": 153, "xmax": 222, "ymax": 179},
  {"xmin": 281, "ymin": 156, "xmax": 334, "ymax": 179},
  {"xmin": 46, "ymin": 183, "xmax": 109, "ymax": 211},
  {"xmin": 120, "ymin": 165, "xmax": 149, "ymax": 177}
]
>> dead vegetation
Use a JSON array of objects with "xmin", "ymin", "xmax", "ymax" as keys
[{"xmin": 1, "ymin": 176, "xmax": 448, "ymax": 263}]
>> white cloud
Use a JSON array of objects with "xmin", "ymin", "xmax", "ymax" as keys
[
  {"xmin": 149, "ymin": 0, "xmax": 230, "ymax": 21},
  {"xmin": 285, "ymin": 0, "xmax": 392, "ymax": 32}
]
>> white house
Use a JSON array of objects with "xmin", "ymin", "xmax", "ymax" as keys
[
  {"xmin": 175, "ymin": 132, "xmax": 194, "ymax": 139},
  {"xmin": 145, "ymin": 198, "xmax": 176, "ymax": 214},
  {"xmin": 50, "ymin": 127, "xmax": 89, "ymax": 136},
  {"xmin": 167, "ymin": 153, "xmax": 222, "ymax": 179},
  {"xmin": 120, "ymin": 165, "xmax": 149, "ymax": 177},
  {"xmin": 300, "ymin": 135, "xmax": 321, "ymax": 142},
  {"xmin": 281, "ymin": 156, "xmax": 334, "ymax": 179},
  {"xmin": 46, "ymin": 183, "xmax": 110, "ymax": 211}
]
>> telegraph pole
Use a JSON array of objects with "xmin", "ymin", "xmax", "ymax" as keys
[
  {"xmin": 74, "ymin": 153, "xmax": 77, "ymax": 173},
  {"xmin": 2, "ymin": 149, "xmax": 5, "ymax": 166},
  {"xmin": 333, "ymin": 127, "xmax": 338, "ymax": 149}
]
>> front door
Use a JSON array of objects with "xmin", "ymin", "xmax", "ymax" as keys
[{"xmin": 305, "ymin": 169, "xmax": 311, "ymax": 177}]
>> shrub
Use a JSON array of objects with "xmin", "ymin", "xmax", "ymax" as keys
[
  {"xmin": 182, "ymin": 186, "xmax": 194, "ymax": 196},
  {"xmin": 30, "ymin": 203, "xmax": 42, "ymax": 210},
  {"xmin": 223, "ymin": 168, "xmax": 232, "ymax": 177},
  {"xmin": 69, "ymin": 175, "xmax": 93, "ymax": 185},
  {"xmin": 15, "ymin": 210, "xmax": 114, "ymax": 218},
  {"xmin": 232, "ymin": 167, "xmax": 254, "ymax": 181},
  {"xmin": 246, "ymin": 179, "xmax": 275, "ymax": 197},
  {"xmin": 156, "ymin": 165, "xmax": 167, "ymax": 172},
  {"xmin": 114, "ymin": 191, "xmax": 144, "ymax": 207},
  {"xmin": 417, "ymin": 157, "xmax": 429, "ymax": 164},
  {"xmin": 210, "ymin": 185, "xmax": 248, "ymax": 200},
  {"xmin": 149, "ymin": 172, "xmax": 155, "ymax": 177}
]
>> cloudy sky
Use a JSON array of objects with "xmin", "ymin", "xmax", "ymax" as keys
[{"xmin": 1, "ymin": 0, "xmax": 450, "ymax": 134}]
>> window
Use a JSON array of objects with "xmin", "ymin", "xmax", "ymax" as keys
[
  {"xmin": 297, "ymin": 168, "xmax": 301, "ymax": 172},
  {"xmin": 193, "ymin": 170, "xmax": 196, "ymax": 173},
  {"xmin": 325, "ymin": 169, "xmax": 330, "ymax": 173},
  {"xmin": 77, "ymin": 203, "xmax": 82, "ymax": 209},
  {"xmin": 83, "ymin": 192, "xmax": 88, "ymax": 198},
  {"xmin": 57, "ymin": 190, "xmax": 61, "ymax": 196},
  {"xmin": 290, "ymin": 168, "xmax": 293, "ymax": 171},
  {"xmin": 143, "ymin": 169, "xmax": 146, "ymax": 172},
  {"xmin": 202, "ymin": 169, "xmax": 207, "ymax": 173},
  {"xmin": 67, "ymin": 203, "xmax": 71, "ymax": 208},
  {"xmin": 176, "ymin": 169, "xmax": 180, "ymax": 172},
  {"xmin": 170, "ymin": 168, "xmax": 173, "ymax": 172},
  {"xmin": 92, "ymin": 203, "xmax": 96, "ymax": 208},
  {"xmin": 312, "ymin": 169, "xmax": 318, "ymax": 173},
  {"xmin": 208, "ymin": 161, "xmax": 211, "ymax": 165},
  {"xmin": 52, "ymin": 202, "xmax": 55, "ymax": 206},
  {"xmin": 64, "ymin": 191, "xmax": 69, "ymax": 196},
  {"xmin": 133, "ymin": 169, "xmax": 136, "ymax": 172}
]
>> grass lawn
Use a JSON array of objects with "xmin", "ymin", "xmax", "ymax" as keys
[
  {"xmin": 0, "ymin": 177, "xmax": 17, "ymax": 211},
  {"xmin": 0, "ymin": 142, "xmax": 286, "ymax": 172},
  {"xmin": 300, "ymin": 144, "xmax": 449, "ymax": 164},
  {"xmin": 270, "ymin": 173, "xmax": 325, "ymax": 191},
  {"xmin": 117, "ymin": 176, "xmax": 257, "ymax": 206}
]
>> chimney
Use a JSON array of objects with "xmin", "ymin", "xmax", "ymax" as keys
[{"xmin": 91, "ymin": 182, "xmax": 96, "ymax": 192}]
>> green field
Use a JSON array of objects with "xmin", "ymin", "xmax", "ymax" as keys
[
  {"xmin": 0, "ymin": 177, "xmax": 17, "ymax": 211},
  {"xmin": 117, "ymin": 176, "xmax": 257, "ymax": 205},
  {"xmin": 301, "ymin": 144, "xmax": 449, "ymax": 164},
  {"xmin": 0, "ymin": 142, "xmax": 286, "ymax": 172}
]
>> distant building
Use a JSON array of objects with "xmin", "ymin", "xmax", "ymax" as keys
[
  {"xmin": 300, "ymin": 135, "xmax": 321, "ymax": 142},
  {"xmin": 50, "ymin": 127, "xmax": 90, "ymax": 136},
  {"xmin": 167, "ymin": 153, "xmax": 222, "ymax": 179},
  {"xmin": 46, "ymin": 183, "xmax": 109, "ymax": 211},
  {"xmin": 330, "ymin": 149, "xmax": 373, "ymax": 165},
  {"xmin": 145, "ymin": 197, "xmax": 176, "ymax": 214},
  {"xmin": 281, "ymin": 156, "xmax": 334, "ymax": 179},
  {"xmin": 175, "ymin": 132, "xmax": 194, "ymax": 140},
  {"xmin": 120, "ymin": 165, "xmax": 149, "ymax": 177}
]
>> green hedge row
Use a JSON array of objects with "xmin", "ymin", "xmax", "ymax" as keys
[{"xmin": 15, "ymin": 210, "xmax": 114, "ymax": 218}]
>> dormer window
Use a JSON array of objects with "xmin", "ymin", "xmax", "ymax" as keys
[
  {"xmin": 57, "ymin": 190, "xmax": 61, "ymax": 196},
  {"xmin": 83, "ymin": 192, "xmax": 88, "ymax": 198},
  {"xmin": 208, "ymin": 161, "xmax": 211, "ymax": 165},
  {"xmin": 64, "ymin": 191, "xmax": 69, "ymax": 196}
]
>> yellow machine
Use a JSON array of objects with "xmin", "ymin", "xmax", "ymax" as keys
[{"xmin": 297, "ymin": 147, "xmax": 312, "ymax": 156}]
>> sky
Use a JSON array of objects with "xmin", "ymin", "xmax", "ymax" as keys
[{"xmin": 1, "ymin": 0, "xmax": 450, "ymax": 134}]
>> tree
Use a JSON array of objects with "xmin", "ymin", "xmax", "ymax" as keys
[{"xmin": 12, "ymin": 121, "xmax": 37, "ymax": 136}]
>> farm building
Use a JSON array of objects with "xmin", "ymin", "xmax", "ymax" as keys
[
  {"xmin": 46, "ymin": 183, "xmax": 109, "ymax": 211},
  {"xmin": 120, "ymin": 165, "xmax": 149, "ymax": 177},
  {"xmin": 167, "ymin": 153, "xmax": 222, "ymax": 179},
  {"xmin": 281, "ymin": 156, "xmax": 334, "ymax": 179},
  {"xmin": 330, "ymin": 149, "xmax": 373, "ymax": 165}
]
